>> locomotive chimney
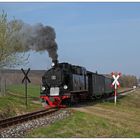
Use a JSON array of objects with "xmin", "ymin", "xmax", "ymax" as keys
[{"xmin": 52, "ymin": 59, "xmax": 58, "ymax": 67}]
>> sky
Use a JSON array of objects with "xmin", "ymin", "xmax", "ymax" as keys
[{"xmin": 0, "ymin": 2, "xmax": 140, "ymax": 77}]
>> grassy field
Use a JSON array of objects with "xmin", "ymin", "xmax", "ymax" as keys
[
  {"xmin": 26, "ymin": 89, "xmax": 140, "ymax": 138},
  {"xmin": 7, "ymin": 84, "xmax": 40, "ymax": 97},
  {"xmin": 0, "ymin": 84, "xmax": 42, "ymax": 119}
]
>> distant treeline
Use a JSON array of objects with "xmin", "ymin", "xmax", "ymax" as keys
[{"xmin": 119, "ymin": 75, "xmax": 138, "ymax": 88}]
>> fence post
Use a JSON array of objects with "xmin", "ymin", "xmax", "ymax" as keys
[
  {"xmin": 0, "ymin": 69, "xmax": 2, "ymax": 96},
  {"xmin": 0, "ymin": 76, "xmax": 1, "ymax": 95},
  {"xmin": 4, "ymin": 78, "xmax": 6, "ymax": 95}
]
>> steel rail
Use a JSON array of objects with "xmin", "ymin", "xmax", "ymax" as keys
[
  {"xmin": 118, "ymin": 88, "xmax": 134, "ymax": 94},
  {"xmin": 104, "ymin": 88, "xmax": 134, "ymax": 101}
]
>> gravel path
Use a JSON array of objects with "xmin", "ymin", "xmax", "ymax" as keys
[{"xmin": 0, "ymin": 109, "xmax": 72, "ymax": 138}]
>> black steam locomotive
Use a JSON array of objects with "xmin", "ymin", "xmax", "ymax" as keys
[{"xmin": 40, "ymin": 60, "xmax": 114, "ymax": 108}]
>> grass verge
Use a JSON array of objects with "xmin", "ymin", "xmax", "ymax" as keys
[
  {"xmin": 26, "ymin": 89, "xmax": 140, "ymax": 138},
  {"xmin": 0, "ymin": 84, "xmax": 42, "ymax": 119}
]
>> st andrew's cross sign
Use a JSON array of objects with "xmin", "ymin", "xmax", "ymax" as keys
[
  {"xmin": 21, "ymin": 68, "xmax": 31, "ymax": 108},
  {"xmin": 111, "ymin": 72, "xmax": 121, "ymax": 105}
]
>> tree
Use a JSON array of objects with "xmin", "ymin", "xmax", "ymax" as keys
[
  {"xmin": 0, "ymin": 10, "xmax": 28, "ymax": 68},
  {"xmin": 119, "ymin": 74, "xmax": 138, "ymax": 88}
]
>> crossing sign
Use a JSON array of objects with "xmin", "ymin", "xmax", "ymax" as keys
[
  {"xmin": 111, "ymin": 72, "xmax": 121, "ymax": 105},
  {"xmin": 21, "ymin": 68, "xmax": 31, "ymax": 84},
  {"xmin": 21, "ymin": 68, "xmax": 31, "ymax": 108},
  {"xmin": 111, "ymin": 72, "xmax": 121, "ymax": 89}
]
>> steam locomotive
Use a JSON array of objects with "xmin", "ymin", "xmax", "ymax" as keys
[{"xmin": 40, "ymin": 60, "xmax": 114, "ymax": 108}]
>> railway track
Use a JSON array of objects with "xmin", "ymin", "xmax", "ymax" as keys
[
  {"xmin": 112, "ymin": 88, "xmax": 134, "ymax": 97},
  {"xmin": 118, "ymin": 88, "xmax": 134, "ymax": 95},
  {"xmin": 102, "ymin": 88, "xmax": 134, "ymax": 102},
  {"xmin": 72, "ymin": 88, "xmax": 134, "ymax": 107},
  {"xmin": 0, "ymin": 107, "xmax": 58, "ymax": 129}
]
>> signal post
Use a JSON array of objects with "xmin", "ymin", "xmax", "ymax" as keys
[
  {"xmin": 21, "ymin": 68, "xmax": 31, "ymax": 108},
  {"xmin": 111, "ymin": 72, "xmax": 121, "ymax": 105}
]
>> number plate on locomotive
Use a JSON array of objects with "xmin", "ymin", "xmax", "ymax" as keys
[
  {"xmin": 50, "ymin": 87, "xmax": 59, "ymax": 96},
  {"xmin": 51, "ymin": 75, "xmax": 56, "ymax": 80}
]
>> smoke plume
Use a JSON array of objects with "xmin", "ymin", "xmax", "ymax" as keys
[{"xmin": 9, "ymin": 20, "xmax": 58, "ymax": 61}]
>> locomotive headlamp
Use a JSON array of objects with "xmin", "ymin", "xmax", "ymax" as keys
[
  {"xmin": 64, "ymin": 85, "xmax": 68, "ymax": 90},
  {"xmin": 41, "ymin": 86, "xmax": 45, "ymax": 91},
  {"xmin": 51, "ymin": 62, "xmax": 55, "ymax": 67}
]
